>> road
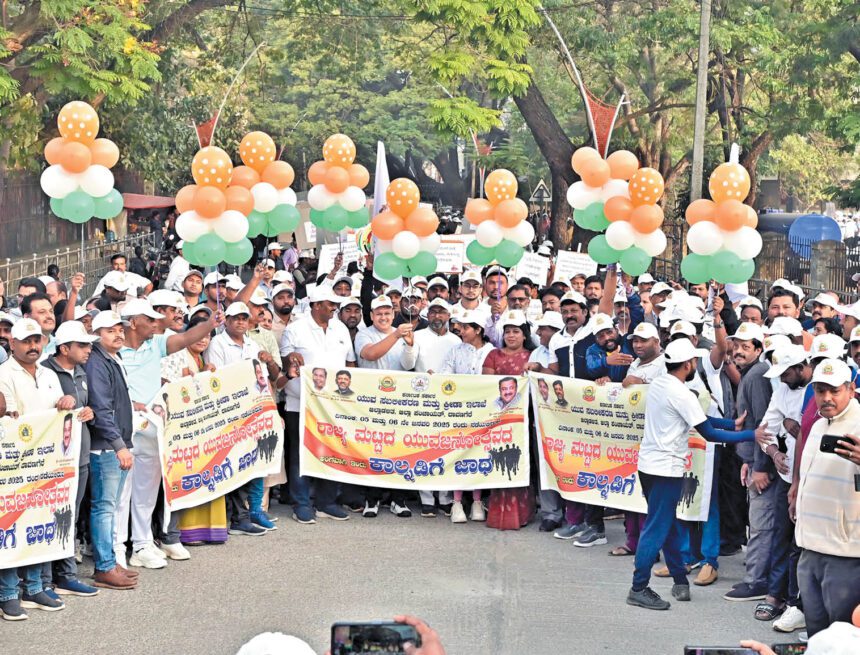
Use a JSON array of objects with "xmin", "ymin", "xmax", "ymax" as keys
[{"xmin": 7, "ymin": 505, "xmax": 790, "ymax": 655}]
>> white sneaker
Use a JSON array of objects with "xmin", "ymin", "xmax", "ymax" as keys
[
  {"xmin": 129, "ymin": 547, "xmax": 167, "ymax": 569},
  {"xmin": 773, "ymin": 606, "xmax": 806, "ymax": 632},
  {"xmin": 159, "ymin": 542, "xmax": 191, "ymax": 561},
  {"xmin": 144, "ymin": 543, "xmax": 168, "ymax": 560},
  {"xmin": 451, "ymin": 501, "xmax": 467, "ymax": 523},
  {"xmin": 470, "ymin": 502, "xmax": 486, "ymax": 522},
  {"xmin": 389, "ymin": 502, "xmax": 412, "ymax": 518}
]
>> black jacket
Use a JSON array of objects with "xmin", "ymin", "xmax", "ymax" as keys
[
  {"xmin": 42, "ymin": 357, "xmax": 91, "ymax": 467},
  {"xmin": 85, "ymin": 343, "xmax": 133, "ymax": 453},
  {"xmin": 554, "ymin": 333, "xmax": 596, "ymax": 380}
]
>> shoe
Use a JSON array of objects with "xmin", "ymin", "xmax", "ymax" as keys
[
  {"xmin": 573, "ymin": 527, "xmax": 608, "ymax": 547},
  {"xmin": 21, "ymin": 591, "xmax": 65, "ymax": 611},
  {"xmin": 362, "ymin": 501, "xmax": 380, "ymax": 518},
  {"xmin": 390, "ymin": 502, "xmax": 412, "ymax": 518},
  {"xmin": 470, "ymin": 502, "xmax": 486, "ymax": 522},
  {"xmin": 130, "ymin": 547, "xmax": 168, "ymax": 569},
  {"xmin": 261, "ymin": 510, "xmax": 279, "ymax": 522},
  {"xmin": 42, "ymin": 588, "xmax": 62, "ymax": 603},
  {"xmin": 317, "ymin": 504, "xmax": 350, "ymax": 521},
  {"xmin": 94, "ymin": 568, "xmax": 137, "ymax": 590},
  {"xmin": 798, "ymin": 632, "xmax": 808, "ymax": 643},
  {"xmin": 450, "ymin": 501, "xmax": 467, "ymax": 523},
  {"xmin": 346, "ymin": 503, "xmax": 364, "ymax": 513},
  {"xmin": 159, "ymin": 543, "xmax": 191, "ymax": 561},
  {"xmin": 420, "ymin": 505, "xmax": 438, "ymax": 518},
  {"xmin": 54, "ymin": 579, "xmax": 99, "ymax": 597},
  {"xmin": 438, "ymin": 503, "xmax": 453, "ymax": 517},
  {"xmin": 773, "ymin": 606, "xmax": 806, "ymax": 632},
  {"xmin": 250, "ymin": 510, "xmax": 278, "ymax": 530},
  {"xmin": 692, "ymin": 563, "xmax": 718, "ymax": 586},
  {"xmin": 723, "ymin": 583, "xmax": 767, "ymax": 602},
  {"xmin": 228, "ymin": 521, "xmax": 267, "ymax": 536},
  {"xmin": 292, "ymin": 506, "xmax": 317, "ymax": 524},
  {"xmin": 719, "ymin": 544, "xmax": 743, "ymax": 557},
  {"xmin": 553, "ymin": 522, "xmax": 588, "ymax": 540},
  {"xmin": 671, "ymin": 584, "xmax": 691, "ymax": 601},
  {"xmin": 655, "ymin": 564, "xmax": 693, "ymax": 578},
  {"xmin": 627, "ymin": 587, "xmax": 670, "ymax": 610},
  {"xmin": 145, "ymin": 543, "xmax": 168, "ymax": 560},
  {"xmin": 116, "ymin": 565, "xmax": 138, "ymax": 579},
  {"xmin": 0, "ymin": 598, "xmax": 28, "ymax": 621},
  {"xmin": 539, "ymin": 519, "xmax": 562, "ymax": 532}
]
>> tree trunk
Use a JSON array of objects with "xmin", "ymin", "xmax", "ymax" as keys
[
  {"xmin": 740, "ymin": 131, "xmax": 773, "ymax": 207},
  {"xmin": 149, "ymin": 0, "xmax": 231, "ymax": 43},
  {"xmin": 432, "ymin": 147, "xmax": 468, "ymax": 207}
]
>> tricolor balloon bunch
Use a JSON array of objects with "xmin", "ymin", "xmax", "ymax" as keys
[
  {"xmin": 462, "ymin": 169, "xmax": 534, "ymax": 267},
  {"xmin": 370, "ymin": 178, "xmax": 440, "ymax": 279},
  {"xmin": 566, "ymin": 147, "xmax": 667, "ymax": 277},
  {"xmin": 681, "ymin": 155, "xmax": 760, "ymax": 284},
  {"xmin": 41, "ymin": 101, "xmax": 123, "ymax": 223},
  {"xmin": 307, "ymin": 134, "xmax": 370, "ymax": 231}
]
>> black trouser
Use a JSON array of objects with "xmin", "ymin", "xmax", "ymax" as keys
[
  {"xmin": 364, "ymin": 487, "xmax": 408, "ymax": 506},
  {"xmin": 718, "ymin": 444, "xmax": 747, "ymax": 549},
  {"xmin": 286, "ymin": 411, "xmax": 338, "ymax": 510},
  {"xmin": 227, "ymin": 484, "xmax": 251, "ymax": 525},
  {"xmin": 798, "ymin": 549, "xmax": 860, "ymax": 636}
]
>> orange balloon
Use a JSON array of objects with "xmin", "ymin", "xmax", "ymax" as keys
[
  {"xmin": 571, "ymin": 147, "xmax": 601, "ymax": 175},
  {"xmin": 59, "ymin": 141, "xmax": 92, "ymax": 174},
  {"xmin": 44, "ymin": 137, "xmax": 67, "ymax": 165},
  {"xmin": 324, "ymin": 166, "xmax": 350, "ymax": 194},
  {"xmin": 714, "ymin": 199, "xmax": 747, "ymax": 231},
  {"xmin": 307, "ymin": 160, "xmax": 329, "ymax": 186},
  {"xmin": 606, "ymin": 150, "xmax": 639, "ymax": 180},
  {"xmin": 742, "ymin": 205, "xmax": 758, "ymax": 229},
  {"xmin": 464, "ymin": 198, "xmax": 495, "ymax": 225},
  {"xmin": 709, "ymin": 162, "xmax": 750, "ymax": 203},
  {"xmin": 89, "ymin": 138, "xmax": 119, "ymax": 168},
  {"xmin": 630, "ymin": 204, "xmax": 664, "ymax": 233},
  {"xmin": 484, "ymin": 169, "xmax": 518, "ymax": 204},
  {"xmin": 57, "ymin": 101, "xmax": 99, "ymax": 145},
  {"xmin": 604, "ymin": 196, "xmax": 634, "ymax": 222},
  {"xmin": 230, "ymin": 165, "xmax": 260, "ymax": 190},
  {"xmin": 323, "ymin": 134, "xmax": 357, "ymax": 167},
  {"xmin": 261, "ymin": 161, "xmax": 295, "ymax": 189},
  {"xmin": 194, "ymin": 185, "xmax": 227, "ymax": 219},
  {"xmin": 191, "ymin": 146, "xmax": 233, "ymax": 189},
  {"xmin": 685, "ymin": 198, "xmax": 717, "ymax": 225},
  {"xmin": 348, "ymin": 164, "xmax": 370, "ymax": 188},
  {"xmin": 175, "ymin": 185, "xmax": 198, "ymax": 214},
  {"xmin": 386, "ymin": 178, "xmax": 420, "ymax": 219},
  {"xmin": 225, "ymin": 186, "xmax": 254, "ymax": 216},
  {"xmin": 239, "ymin": 131, "xmax": 277, "ymax": 173},
  {"xmin": 405, "ymin": 206, "xmax": 440, "ymax": 237},
  {"xmin": 371, "ymin": 210, "xmax": 405, "ymax": 240},
  {"xmin": 852, "ymin": 603, "xmax": 860, "ymax": 628},
  {"xmin": 580, "ymin": 158, "xmax": 611, "ymax": 188},
  {"xmin": 494, "ymin": 198, "xmax": 528, "ymax": 228},
  {"xmin": 628, "ymin": 167, "xmax": 664, "ymax": 206}
]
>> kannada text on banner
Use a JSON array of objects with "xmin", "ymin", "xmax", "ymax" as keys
[
  {"xmin": 300, "ymin": 367, "xmax": 529, "ymax": 490},
  {"xmin": 530, "ymin": 372, "xmax": 713, "ymax": 521},
  {"xmin": 0, "ymin": 410, "xmax": 81, "ymax": 568},
  {"xmin": 153, "ymin": 360, "xmax": 283, "ymax": 511}
]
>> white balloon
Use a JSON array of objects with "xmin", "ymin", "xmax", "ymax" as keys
[
  {"xmin": 722, "ymin": 226, "xmax": 763, "ymax": 259},
  {"xmin": 600, "ymin": 178, "xmax": 630, "ymax": 202},
  {"xmin": 503, "ymin": 220, "xmax": 535, "ymax": 247},
  {"xmin": 251, "ymin": 182, "xmax": 279, "ymax": 213},
  {"xmin": 339, "ymin": 186, "xmax": 367, "ymax": 212},
  {"xmin": 605, "ymin": 220, "xmax": 635, "ymax": 251},
  {"xmin": 566, "ymin": 181, "xmax": 601, "ymax": 210},
  {"xmin": 175, "ymin": 211, "xmax": 211, "ymax": 241},
  {"xmin": 212, "ymin": 210, "xmax": 249, "ymax": 243},
  {"xmin": 476, "ymin": 220, "xmax": 504, "ymax": 248},
  {"xmin": 307, "ymin": 184, "xmax": 335, "ymax": 211},
  {"xmin": 418, "ymin": 232, "xmax": 441, "ymax": 253},
  {"xmin": 392, "ymin": 231, "xmax": 420, "ymax": 259},
  {"xmin": 634, "ymin": 228, "xmax": 668, "ymax": 257},
  {"xmin": 376, "ymin": 238, "xmax": 393, "ymax": 254},
  {"xmin": 687, "ymin": 221, "xmax": 724, "ymax": 255},
  {"xmin": 40, "ymin": 165, "xmax": 79, "ymax": 199},
  {"xmin": 78, "ymin": 165, "xmax": 114, "ymax": 198},
  {"xmin": 277, "ymin": 187, "xmax": 297, "ymax": 206}
]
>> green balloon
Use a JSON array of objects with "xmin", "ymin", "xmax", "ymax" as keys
[
  {"xmin": 50, "ymin": 197, "xmax": 69, "ymax": 220},
  {"xmin": 268, "ymin": 203, "xmax": 300, "ymax": 233},
  {"xmin": 322, "ymin": 205, "xmax": 348, "ymax": 232},
  {"xmin": 194, "ymin": 233, "xmax": 227, "ymax": 267},
  {"xmin": 262, "ymin": 219, "xmax": 281, "ymax": 237},
  {"xmin": 247, "ymin": 210, "xmax": 267, "ymax": 237},
  {"xmin": 573, "ymin": 208, "xmax": 592, "ymax": 230},
  {"xmin": 405, "ymin": 251, "xmax": 437, "ymax": 277},
  {"xmin": 309, "ymin": 208, "xmax": 326, "ymax": 227},
  {"xmin": 375, "ymin": 252, "xmax": 406, "ymax": 279},
  {"xmin": 62, "ymin": 190, "xmax": 95, "ymax": 224},
  {"xmin": 346, "ymin": 207, "xmax": 370, "ymax": 229},
  {"xmin": 224, "ymin": 238, "xmax": 253, "ymax": 266},
  {"xmin": 709, "ymin": 250, "xmax": 743, "ymax": 284},
  {"xmin": 584, "ymin": 201, "xmax": 609, "ymax": 231},
  {"xmin": 619, "ymin": 246, "xmax": 651, "ymax": 277},
  {"xmin": 181, "ymin": 239, "xmax": 198, "ymax": 264},
  {"xmin": 587, "ymin": 235, "xmax": 622, "ymax": 265},
  {"xmin": 466, "ymin": 240, "xmax": 495, "ymax": 266},
  {"xmin": 93, "ymin": 188, "xmax": 123, "ymax": 220},
  {"xmin": 495, "ymin": 239, "xmax": 524, "ymax": 267},
  {"xmin": 736, "ymin": 258, "xmax": 755, "ymax": 283},
  {"xmin": 680, "ymin": 253, "xmax": 712, "ymax": 284}
]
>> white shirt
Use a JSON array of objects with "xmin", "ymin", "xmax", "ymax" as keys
[
  {"xmin": 412, "ymin": 327, "xmax": 460, "ymax": 373},
  {"xmin": 626, "ymin": 354, "xmax": 666, "ymax": 383},
  {"xmin": 759, "ymin": 382, "xmax": 804, "ymax": 483},
  {"xmin": 438, "ymin": 341, "xmax": 494, "ymax": 375},
  {"xmin": 0, "ymin": 356, "xmax": 65, "ymax": 414},
  {"xmin": 205, "ymin": 332, "xmax": 261, "ymax": 369},
  {"xmin": 547, "ymin": 322, "xmax": 593, "ymax": 365},
  {"xmin": 639, "ymin": 373, "xmax": 707, "ymax": 477},
  {"xmin": 93, "ymin": 271, "xmax": 151, "ymax": 299},
  {"xmin": 354, "ymin": 325, "xmax": 417, "ymax": 371},
  {"xmin": 165, "ymin": 256, "xmax": 191, "ymax": 292},
  {"xmin": 280, "ymin": 317, "xmax": 356, "ymax": 412},
  {"xmin": 528, "ymin": 344, "xmax": 554, "ymax": 369}
]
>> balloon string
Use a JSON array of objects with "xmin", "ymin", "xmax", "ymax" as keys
[
  {"xmin": 210, "ymin": 42, "xmax": 266, "ymax": 145},
  {"xmin": 729, "ymin": 143, "xmax": 740, "ymax": 165}
]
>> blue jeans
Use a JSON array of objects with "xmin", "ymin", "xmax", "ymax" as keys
[
  {"xmin": 632, "ymin": 472, "xmax": 687, "ymax": 591},
  {"xmin": 248, "ymin": 478, "xmax": 264, "ymax": 513},
  {"xmin": 90, "ymin": 450, "xmax": 129, "ymax": 573},
  {"xmin": 286, "ymin": 412, "xmax": 337, "ymax": 510},
  {"xmin": 0, "ymin": 565, "xmax": 41, "ymax": 602}
]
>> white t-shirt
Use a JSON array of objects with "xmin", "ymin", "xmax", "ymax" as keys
[
  {"xmin": 639, "ymin": 373, "xmax": 707, "ymax": 477},
  {"xmin": 528, "ymin": 345, "xmax": 553, "ymax": 369},
  {"xmin": 412, "ymin": 328, "xmax": 460, "ymax": 373},
  {"xmin": 626, "ymin": 354, "xmax": 666, "ymax": 383},
  {"xmin": 760, "ymin": 382, "xmax": 804, "ymax": 484},
  {"xmin": 354, "ymin": 325, "xmax": 417, "ymax": 371}
]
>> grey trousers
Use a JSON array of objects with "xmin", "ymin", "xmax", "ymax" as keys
[
  {"xmin": 539, "ymin": 489, "xmax": 563, "ymax": 522},
  {"xmin": 742, "ymin": 478, "xmax": 778, "ymax": 589},
  {"xmin": 798, "ymin": 549, "xmax": 860, "ymax": 637}
]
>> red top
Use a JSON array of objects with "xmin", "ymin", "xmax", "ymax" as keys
[{"xmin": 483, "ymin": 348, "xmax": 530, "ymax": 376}]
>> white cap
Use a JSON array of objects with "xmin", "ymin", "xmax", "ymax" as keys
[
  {"xmin": 308, "ymin": 286, "xmax": 343, "ymax": 305},
  {"xmin": 460, "ymin": 270, "xmax": 482, "ymax": 285},
  {"xmin": 628, "ymin": 322, "xmax": 659, "ymax": 340},
  {"xmin": 537, "ymin": 245, "xmax": 552, "ymax": 256},
  {"xmin": 451, "ymin": 309, "xmax": 483, "ymax": 325},
  {"xmin": 54, "ymin": 320, "xmax": 98, "ymax": 346},
  {"xmin": 499, "ymin": 309, "xmax": 528, "ymax": 330},
  {"xmin": 267, "ymin": 242, "xmax": 283, "ymax": 251},
  {"xmin": 148, "ymin": 289, "xmax": 183, "ymax": 309},
  {"xmin": 809, "ymin": 292, "xmax": 840, "ymax": 310},
  {"xmin": 485, "ymin": 266, "xmax": 508, "ymax": 278},
  {"xmin": 176, "ymin": 240, "xmax": 185, "ymax": 250},
  {"xmin": 332, "ymin": 274, "xmax": 353, "ymax": 288},
  {"xmin": 664, "ymin": 338, "xmax": 709, "ymax": 364},
  {"xmin": 339, "ymin": 296, "xmax": 362, "ymax": 309},
  {"xmin": 766, "ymin": 317, "xmax": 803, "ymax": 338},
  {"xmin": 650, "ymin": 282, "xmax": 673, "ymax": 296},
  {"xmin": 763, "ymin": 334, "xmax": 792, "ymax": 354},
  {"xmin": 403, "ymin": 287, "xmax": 424, "ymax": 300},
  {"xmin": 738, "ymin": 296, "xmax": 763, "ymax": 310},
  {"xmin": 38, "ymin": 275, "xmax": 55, "ymax": 287},
  {"xmin": 11, "ymin": 318, "xmax": 43, "ymax": 341},
  {"xmin": 810, "ymin": 333, "xmax": 846, "ymax": 359},
  {"xmin": 613, "ymin": 289, "xmax": 628, "ymax": 304},
  {"xmin": 263, "ymin": 258, "xmax": 276, "ymax": 268},
  {"xmin": 272, "ymin": 283, "xmax": 295, "ymax": 298},
  {"xmin": 837, "ymin": 301, "xmax": 860, "ymax": 321},
  {"xmin": 772, "ymin": 280, "xmax": 805, "ymax": 301},
  {"xmin": 225, "ymin": 274, "xmax": 244, "ymax": 291},
  {"xmin": 121, "ymin": 299, "xmax": 164, "ymax": 320},
  {"xmin": 410, "ymin": 276, "xmax": 429, "ymax": 287},
  {"xmin": 427, "ymin": 277, "xmax": 449, "ymax": 290},
  {"xmin": 0, "ymin": 311, "xmax": 16, "ymax": 325},
  {"xmin": 272, "ymin": 270, "xmax": 294, "ymax": 284},
  {"xmin": 203, "ymin": 272, "xmax": 226, "ymax": 287},
  {"xmin": 637, "ymin": 273, "xmax": 655, "ymax": 284},
  {"xmin": 427, "ymin": 298, "xmax": 451, "ymax": 312},
  {"xmin": 728, "ymin": 321, "xmax": 765, "ymax": 342},
  {"xmin": 536, "ymin": 311, "xmax": 564, "ymax": 330},
  {"xmin": 560, "ymin": 290, "xmax": 588, "ymax": 306},
  {"xmin": 371, "ymin": 296, "xmax": 393, "ymax": 310},
  {"xmin": 765, "ymin": 345, "xmax": 808, "ymax": 379},
  {"xmin": 298, "ymin": 248, "xmax": 315, "ymax": 258},
  {"xmin": 851, "ymin": 326, "xmax": 860, "ymax": 343},
  {"xmin": 551, "ymin": 273, "xmax": 571, "ymax": 288},
  {"xmin": 248, "ymin": 289, "xmax": 270, "ymax": 306},
  {"xmin": 182, "ymin": 269, "xmax": 204, "ymax": 282},
  {"xmin": 92, "ymin": 310, "xmax": 127, "ymax": 331},
  {"xmin": 72, "ymin": 306, "xmax": 88, "ymax": 320},
  {"xmin": 225, "ymin": 302, "xmax": 251, "ymax": 317},
  {"xmin": 101, "ymin": 270, "xmax": 131, "ymax": 291},
  {"xmin": 669, "ymin": 320, "xmax": 696, "ymax": 337},
  {"xmin": 188, "ymin": 305, "xmax": 213, "ymax": 319},
  {"xmin": 591, "ymin": 313, "xmax": 615, "ymax": 334},
  {"xmin": 811, "ymin": 358, "xmax": 853, "ymax": 386}
]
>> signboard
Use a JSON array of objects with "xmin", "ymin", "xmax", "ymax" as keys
[
  {"xmin": 511, "ymin": 252, "xmax": 550, "ymax": 286},
  {"xmin": 529, "ymin": 180, "xmax": 550, "ymax": 204},
  {"xmin": 318, "ymin": 240, "xmax": 361, "ymax": 276},
  {"xmin": 554, "ymin": 250, "xmax": 597, "ymax": 280}
]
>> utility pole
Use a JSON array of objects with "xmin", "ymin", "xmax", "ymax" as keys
[{"xmin": 690, "ymin": 0, "xmax": 712, "ymax": 202}]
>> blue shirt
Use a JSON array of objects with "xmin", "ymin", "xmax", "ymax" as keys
[
  {"xmin": 119, "ymin": 334, "xmax": 169, "ymax": 404},
  {"xmin": 585, "ymin": 339, "xmax": 636, "ymax": 382}
]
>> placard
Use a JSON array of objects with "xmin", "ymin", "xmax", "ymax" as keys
[
  {"xmin": 319, "ymin": 240, "xmax": 361, "ymax": 276},
  {"xmin": 554, "ymin": 250, "xmax": 597, "ymax": 280},
  {"xmin": 511, "ymin": 252, "xmax": 550, "ymax": 286}
]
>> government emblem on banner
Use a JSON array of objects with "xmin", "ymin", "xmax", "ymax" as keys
[
  {"xmin": 378, "ymin": 376, "xmax": 396, "ymax": 392},
  {"xmin": 582, "ymin": 385, "xmax": 596, "ymax": 403},
  {"xmin": 441, "ymin": 380, "xmax": 456, "ymax": 395},
  {"xmin": 411, "ymin": 375, "xmax": 430, "ymax": 392},
  {"xmin": 18, "ymin": 423, "xmax": 33, "ymax": 443},
  {"xmin": 210, "ymin": 377, "xmax": 221, "ymax": 393},
  {"xmin": 629, "ymin": 390, "xmax": 642, "ymax": 406},
  {"xmin": 180, "ymin": 387, "xmax": 191, "ymax": 403}
]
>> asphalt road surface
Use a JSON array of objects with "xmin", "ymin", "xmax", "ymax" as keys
[{"xmin": 7, "ymin": 505, "xmax": 791, "ymax": 655}]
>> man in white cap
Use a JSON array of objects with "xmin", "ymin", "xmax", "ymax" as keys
[
  {"xmin": 395, "ymin": 287, "xmax": 428, "ymax": 331},
  {"xmin": 337, "ymin": 297, "xmax": 363, "ymax": 344},
  {"xmin": 165, "ymin": 241, "xmax": 190, "ymax": 292},
  {"xmin": 202, "ymin": 271, "xmax": 227, "ymax": 313},
  {"xmin": 637, "ymin": 273, "xmax": 655, "ymax": 294},
  {"xmin": 645, "ymin": 281, "xmax": 673, "ymax": 326},
  {"xmin": 453, "ymin": 270, "xmax": 486, "ymax": 317},
  {"xmin": 738, "ymin": 297, "xmax": 765, "ymax": 326},
  {"xmin": 148, "ymin": 289, "xmax": 184, "ymax": 336},
  {"xmin": 622, "ymin": 322, "xmax": 665, "ymax": 387},
  {"xmin": 585, "ymin": 313, "xmax": 635, "ymax": 385},
  {"xmin": 547, "ymin": 290, "xmax": 593, "ymax": 380},
  {"xmin": 426, "ymin": 276, "xmax": 449, "ymax": 302},
  {"xmin": 179, "ymin": 269, "xmax": 204, "ymax": 309},
  {"xmin": 525, "ymin": 311, "xmax": 563, "ymax": 373},
  {"xmin": 267, "ymin": 242, "xmax": 286, "ymax": 271},
  {"xmin": 413, "ymin": 298, "xmax": 458, "ymax": 375},
  {"xmin": 224, "ymin": 274, "xmax": 243, "ymax": 305},
  {"xmin": 256, "ymin": 259, "xmax": 278, "ymax": 299},
  {"xmin": 806, "ymin": 292, "xmax": 840, "ymax": 330}
]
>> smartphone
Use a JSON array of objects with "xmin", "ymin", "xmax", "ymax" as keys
[
  {"xmin": 331, "ymin": 621, "xmax": 421, "ymax": 655},
  {"xmin": 683, "ymin": 649, "xmax": 758, "ymax": 655},
  {"xmin": 820, "ymin": 434, "xmax": 856, "ymax": 455},
  {"xmin": 772, "ymin": 644, "xmax": 807, "ymax": 655}
]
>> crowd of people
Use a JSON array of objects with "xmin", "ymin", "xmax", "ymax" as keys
[{"xmin": 0, "ymin": 237, "xmax": 858, "ymax": 651}]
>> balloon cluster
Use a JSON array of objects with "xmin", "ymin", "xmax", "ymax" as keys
[
  {"xmin": 463, "ymin": 170, "xmax": 534, "ymax": 267},
  {"xmin": 307, "ymin": 134, "xmax": 370, "ymax": 231},
  {"xmin": 41, "ymin": 101, "xmax": 123, "ymax": 223},
  {"xmin": 370, "ymin": 178, "xmax": 440, "ymax": 278},
  {"xmin": 681, "ymin": 157, "xmax": 760, "ymax": 284},
  {"xmin": 566, "ymin": 147, "xmax": 667, "ymax": 277}
]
